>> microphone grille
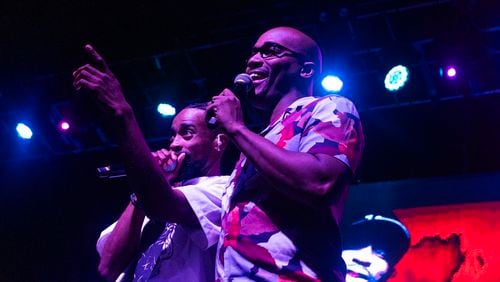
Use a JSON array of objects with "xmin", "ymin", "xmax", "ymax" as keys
[
  {"xmin": 234, "ymin": 73, "xmax": 252, "ymax": 83},
  {"xmin": 233, "ymin": 73, "xmax": 253, "ymax": 93}
]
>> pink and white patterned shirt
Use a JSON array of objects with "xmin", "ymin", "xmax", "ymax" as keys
[{"xmin": 216, "ymin": 95, "xmax": 364, "ymax": 281}]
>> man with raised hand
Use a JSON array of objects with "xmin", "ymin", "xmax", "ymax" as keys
[{"xmin": 73, "ymin": 46, "xmax": 229, "ymax": 281}]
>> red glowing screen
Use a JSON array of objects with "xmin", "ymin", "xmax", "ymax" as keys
[{"xmin": 387, "ymin": 201, "xmax": 500, "ymax": 281}]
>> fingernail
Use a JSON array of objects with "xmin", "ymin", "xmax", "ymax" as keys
[
  {"xmin": 164, "ymin": 160, "xmax": 177, "ymax": 172},
  {"xmin": 85, "ymin": 44, "xmax": 92, "ymax": 51}
]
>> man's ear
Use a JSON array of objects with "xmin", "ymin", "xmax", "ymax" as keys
[
  {"xmin": 300, "ymin": 62, "xmax": 316, "ymax": 79},
  {"xmin": 213, "ymin": 133, "xmax": 228, "ymax": 152}
]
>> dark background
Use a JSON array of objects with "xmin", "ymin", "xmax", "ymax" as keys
[{"xmin": 0, "ymin": 1, "xmax": 498, "ymax": 281}]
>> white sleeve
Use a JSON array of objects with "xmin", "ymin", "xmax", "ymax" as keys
[
  {"xmin": 175, "ymin": 176, "xmax": 228, "ymax": 250},
  {"xmin": 96, "ymin": 221, "xmax": 117, "ymax": 257},
  {"xmin": 95, "ymin": 217, "xmax": 150, "ymax": 257}
]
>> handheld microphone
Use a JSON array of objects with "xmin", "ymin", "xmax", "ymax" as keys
[
  {"xmin": 97, "ymin": 160, "xmax": 177, "ymax": 180},
  {"xmin": 206, "ymin": 73, "xmax": 253, "ymax": 128},
  {"xmin": 97, "ymin": 165, "xmax": 126, "ymax": 179},
  {"xmin": 232, "ymin": 73, "xmax": 254, "ymax": 95}
]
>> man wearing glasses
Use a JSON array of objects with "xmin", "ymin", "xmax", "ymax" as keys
[{"xmin": 209, "ymin": 26, "xmax": 365, "ymax": 281}]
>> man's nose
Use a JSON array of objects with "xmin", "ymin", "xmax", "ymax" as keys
[
  {"xmin": 169, "ymin": 136, "xmax": 183, "ymax": 152},
  {"xmin": 246, "ymin": 53, "xmax": 263, "ymax": 69}
]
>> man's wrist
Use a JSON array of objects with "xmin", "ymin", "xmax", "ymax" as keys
[
  {"xmin": 114, "ymin": 103, "xmax": 134, "ymax": 120},
  {"xmin": 226, "ymin": 122, "xmax": 246, "ymax": 136},
  {"xmin": 129, "ymin": 193, "xmax": 143, "ymax": 209}
]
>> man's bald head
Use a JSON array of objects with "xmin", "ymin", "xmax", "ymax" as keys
[{"xmin": 258, "ymin": 26, "xmax": 322, "ymax": 73}]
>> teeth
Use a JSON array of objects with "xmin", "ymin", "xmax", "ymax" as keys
[{"xmin": 250, "ymin": 73, "xmax": 265, "ymax": 80}]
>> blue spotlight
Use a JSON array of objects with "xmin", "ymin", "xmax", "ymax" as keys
[
  {"xmin": 16, "ymin": 123, "xmax": 33, "ymax": 139},
  {"xmin": 157, "ymin": 103, "xmax": 176, "ymax": 117},
  {"xmin": 321, "ymin": 75, "xmax": 344, "ymax": 93},
  {"xmin": 384, "ymin": 65, "xmax": 409, "ymax": 92}
]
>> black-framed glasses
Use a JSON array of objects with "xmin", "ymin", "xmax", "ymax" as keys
[{"xmin": 249, "ymin": 42, "xmax": 306, "ymax": 61}]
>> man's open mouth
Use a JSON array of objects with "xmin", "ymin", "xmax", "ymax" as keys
[{"xmin": 249, "ymin": 72, "xmax": 268, "ymax": 82}]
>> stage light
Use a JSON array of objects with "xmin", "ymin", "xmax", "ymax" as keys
[
  {"xmin": 157, "ymin": 103, "xmax": 176, "ymax": 117},
  {"xmin": 59, "ymin": 120, "xmax": 70, "ymax": 131},
  {"xmin": 16, "ymin": 123, "xmax": 33, "ymax": 139},
  {"xmin": 439, "ymin": 66, "xmax": 458, "ymax": 79},
  {"xmin": 446, "ymin": 66, "xmax": 457, "ymax": 78},
  {"xmin": 321, "ymin": 75, "xmax": 344, "ymax": 93},
  {"xmin": 384, "ymin": 65, "xmax": 409, "ymax": 92}
]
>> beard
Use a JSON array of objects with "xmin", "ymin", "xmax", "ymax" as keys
[{"xmin": 172, "ymin": 153, "xmax": 208, "ymax": 184}]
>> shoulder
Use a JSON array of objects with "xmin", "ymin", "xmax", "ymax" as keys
[
  {"xmin": 314, "ymin": 95, "xmax": 359, "ymax": 117},
  {"xmin": 199, "ymin": 175, "xmax": 230, "ymax": 186},
  {"xmin": 177, "ymin": 175, "xmax": 230, "ymax": 187},
  {"xmin": 175, "ymin": 175, "xmax": 229, "ymax": 198}
]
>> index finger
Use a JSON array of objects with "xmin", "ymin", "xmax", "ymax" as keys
[
  {"xmin": 220, "ymin": 88, "xmax": 236, "ymax": 97},
  {"xmin": 84, "ymin": 44, "xmax": 110, "ymax": 72},
  {"xmin": 160, "ymin": 148, "xmax": 170, "ymax": 156},
  {"xmin": 175, "ymin": 153, "xmax": 186, "ymax": 169}
]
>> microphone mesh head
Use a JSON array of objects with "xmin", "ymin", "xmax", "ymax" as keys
[
  {"xmin": 234, "ymin": 73, "xmax": 253, "ymax": 93},
  {"xmin": 234, "ymin": 73, "xmax": 252, "ymax": 84}
]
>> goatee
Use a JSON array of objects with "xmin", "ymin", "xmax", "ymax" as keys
[{"xmin": 173, "ymin": 154, "xmax": 207, "ymax": 183}]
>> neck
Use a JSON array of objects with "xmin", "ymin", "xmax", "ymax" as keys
[
  {"xmin": 204, "ymin": 160, "xmax": 221, "ymax": 177},
  {"xmin": 269, "ymin": 90, "xmax": 306, "ymax": 125}
]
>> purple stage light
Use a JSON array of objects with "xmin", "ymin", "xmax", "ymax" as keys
[
  {"xmin": 59, "ymin": 121, "xmax": 70, "ymax": 131},
  {"xmin": 446, "ymin": 67, "xmax": 457, "ymax": 78}
]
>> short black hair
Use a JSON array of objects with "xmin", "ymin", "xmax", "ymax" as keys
[
  {"xmin": 184, "ymin": 102, "xmax": 210, "ymax": 111},
  {"xmin": 181, "ymin": 102, "xmax": 221, "ymax": 135}
]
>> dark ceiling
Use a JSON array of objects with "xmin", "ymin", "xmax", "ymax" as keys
[{"xmin": 1, "ymin": 0, "xmax": 499, "ymax": 182}]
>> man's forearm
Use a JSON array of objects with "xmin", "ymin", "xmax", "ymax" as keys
[
  {"xmin": 229, "ymin": 124, "xmax": 347, "ymax": 199},
  {"xmin": 98, "ymin": 203, "xmax": 144, "ymax": 281},
  {"xmin": 112, "ymin": 109, "xmax": 196, "ymax": 223}
]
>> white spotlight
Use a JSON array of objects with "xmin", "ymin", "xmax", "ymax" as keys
[
  {"xmin": 384, "ymin": 65, "xmax": 409, "ymax": 92},
  {"xmin": 157, "ymin": 103, "xmax": 176, "ymax": 117},
  {"xmin": 16, "ymin": 123, "xmax": 33, "ymax": 139},
  {"xmin": 321, "ymin": 75, "xmax": 344, "ymax": 93}
]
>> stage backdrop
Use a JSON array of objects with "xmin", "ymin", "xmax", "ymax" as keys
[
  {"xmin": 391, "ymin": 201, "xmax": 500, "ymax": 281},
  {"xmin": 343, "ymin": 172, "xmax": 500, "ymax": 282}
]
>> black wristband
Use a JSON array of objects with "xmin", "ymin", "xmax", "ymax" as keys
[{"xmin": 129, "ymin": 193, "xmax": 143, "ymax": 209}]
